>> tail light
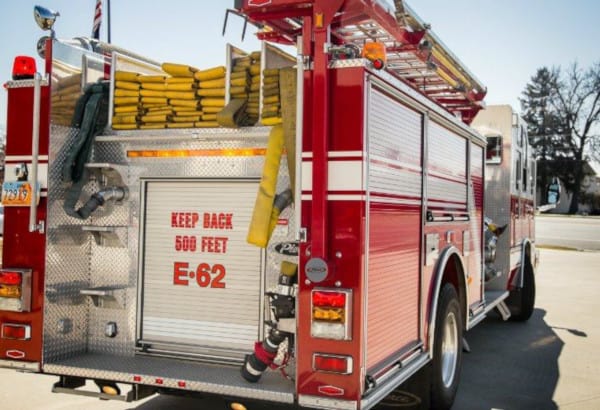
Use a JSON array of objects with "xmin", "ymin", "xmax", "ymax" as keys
[
  {"xmin": 0, "ymin": 269, "xmax": 32, "ymax": 312},
  {"xmin": 311, "ymin": 289, "xmax": 352, "ymax": 340},
  {"xmin": 313, "ymin": 353, "xmax": 353, "ymax": 375},
  {"xmin": 1, "ymin": 323, "xmax": 32, "ymax": 340}
]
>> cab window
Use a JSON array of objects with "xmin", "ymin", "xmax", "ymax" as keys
[{"xmin": 486, "ymin": 136, "xmax": 502, "ymax": 164}]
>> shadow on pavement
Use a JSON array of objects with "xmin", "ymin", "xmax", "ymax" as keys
[
  {"xmin": 375, "ymin": 308, "xmax": 564, "ymax": 410},
  {"xmin": 452, "ymin": 308, "xmax": 563, "ymax": 410}
]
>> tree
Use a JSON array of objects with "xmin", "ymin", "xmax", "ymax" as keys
[{"xmin": 521, "ymin": 62, "xmax": 600, "ymax": 213}]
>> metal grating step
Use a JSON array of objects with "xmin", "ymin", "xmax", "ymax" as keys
[{"xmin": 44, "ymin": 353, "xmax": 295, "ymax": 404}]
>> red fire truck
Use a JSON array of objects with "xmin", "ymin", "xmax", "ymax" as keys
[{"xmin": 0, "ymin": 1, "xmax": 539, "ymax": 409}]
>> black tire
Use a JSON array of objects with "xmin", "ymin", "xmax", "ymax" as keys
[
  {"xmin": 430, "ymin": 284, "xmax": 463, "ymax": 410},
  {"xmin": 508, "ymin": 260, "xmax": 536, "ymax": 321}
]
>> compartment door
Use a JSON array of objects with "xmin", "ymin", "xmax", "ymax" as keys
[{"xmin": 138, "ymin": 179, "xmax": 263, "ymax": 361}]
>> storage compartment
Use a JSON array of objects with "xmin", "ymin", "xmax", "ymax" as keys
[{"xmin": 137, "ymin": 179, "xmax": 264, "ymax": 362}]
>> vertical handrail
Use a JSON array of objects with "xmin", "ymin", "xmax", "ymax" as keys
[
  {"xmin": 295, "ymin": 36, "xmax": 304, "ymax": 241},
  {"xmin": 29, "ymin": 72, "xmax": 43, "ymax": 233}
]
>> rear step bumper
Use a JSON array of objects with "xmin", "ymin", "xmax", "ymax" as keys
[
  {"xmin": 44, "ymin": 353, "xmax": 294, "ymax": 404},
  {"xmin": 52, "ymin": 376, "xmax": 156, "ymax": 402}
]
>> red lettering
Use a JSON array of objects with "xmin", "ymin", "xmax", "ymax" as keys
[
  {"xmin": 202, "ymin": 212, "xmax": 233, "ymax": 229},
  {"xmin": 173, "ymin": 262, "xmax": 189, "ymax": 285},
  {"xmin": 175, "ymin": 236, "xmax": 197, "ymax": 252},
  {"xmin": 171, "ymin": 212, "xmax": 200, "ymax": 228},
  {"xmin": 173, "ymin": 262, "xmax": 227, "ymax": 288},
  {"xmin": 200, "ymin": 236, "xmax": 228, "ymax": 253}
]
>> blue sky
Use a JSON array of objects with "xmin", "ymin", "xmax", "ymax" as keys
[{"xmin": 1, "ymin": 0, "xmax": 599, "ymax": 131}]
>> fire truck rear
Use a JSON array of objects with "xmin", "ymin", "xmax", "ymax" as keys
[{"xmin": 0, "ymin": 1, "xmax": 538, "ymax": 409}]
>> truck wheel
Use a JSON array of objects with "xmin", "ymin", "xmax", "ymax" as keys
[
  {"xmin": 430, "ymin": 283, "xmax": 463, "ymax": 410},
  {"xmin": 508, "ymin": 261, "xmax": 535, "ymax": 321}
]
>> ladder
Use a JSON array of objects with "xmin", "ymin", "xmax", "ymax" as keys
[{"xmin": 238, "ymin": 0, "xmax": 486, "ymax": 124}]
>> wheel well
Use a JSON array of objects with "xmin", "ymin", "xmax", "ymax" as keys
[{"xmin": 440, "ymin": 254, "xmax": 467, "ymax": 329}]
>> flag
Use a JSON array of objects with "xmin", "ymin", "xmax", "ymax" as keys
[{"xmin": 92, "ymin": 0, "xmax": 102, "ymax": 40}]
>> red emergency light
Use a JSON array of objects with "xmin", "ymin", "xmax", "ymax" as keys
[{"xmin": 12, "ymin": 56, "xmax": 37, "ymax": 80}]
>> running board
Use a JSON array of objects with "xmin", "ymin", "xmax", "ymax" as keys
[
  {"xmin": 468, "ymin": 290, "xmax": 511, "ymax": 330},
  {"xmin": 361, "ymin": 353, "xmax": 430, "ymax": 410},
  {"xmin": 52, "ymin": 376, "xmax": 156, "ymax": 402}
]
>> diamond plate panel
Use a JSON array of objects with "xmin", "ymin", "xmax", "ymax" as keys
[{"xmin": 45, "ymin": 126, "xmax": 297, "ymax": 377}]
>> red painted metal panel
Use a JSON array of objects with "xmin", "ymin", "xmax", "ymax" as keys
[
  {"xmin": 297, "ymin": 57, "xmax": 366, "ymax": 401},
  {"xmin": 297, "ymin": 200, "xmax": 366, "ymax": 400},
  {"xmin": 0, "ymin": 85, "xmax": 49, "ymax": 365},
  {"xmin": 366, "ymin": 203, "xmax": 420, "ymax": 370},
  {"xmin": 329, "ymin": 68, "xmax": 365, "ymax": 153}
]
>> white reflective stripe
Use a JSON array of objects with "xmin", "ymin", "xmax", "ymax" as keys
[
  {"xmin": 5, "ymin": 155, "xmax": 49, "ymax": 162},
  {"xmin": 301, "ymin": 194, "xmax": 366, "ymax": 201},
  {"xmin": 302, "ymin": 160, "xmax": 364, "ymax": 192},
  {"xmin": 328, "ymin": 194, "xmax": 366, "ymax": 201},
  {"xmin": 328, "ymin": 151, "xmax": 363, "ymax": 158},
  {"xmin": 302, "ymin": 151, "xmax": 363, "ymax": 159}
]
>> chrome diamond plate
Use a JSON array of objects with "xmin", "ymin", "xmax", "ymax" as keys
[{"xmin": 44, "ymin": 124, "xmax": 297, "ymax": 392}]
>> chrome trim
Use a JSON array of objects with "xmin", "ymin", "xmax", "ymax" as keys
[
  {"xmin": 0, "ymin": 360, "xmax": 40, "ymax": 372},
  {"xmin": 420, "ymin": 113, "xmax": 429, "ymax": 343},
  {"xmin": 29, "ymin": 72, "xmax": 44, "ymax": 234},
  {"xmin": 299, "ymin": 395, "xmax": 358, "ymax": 410},
  {"xmin": 295, "ymin": 35, "xmax": 304, "ymax": 241},
  {"xmin": 427, "ymin": 246, "xmax": 469, "ymax": 357},
  {"xmin": 441, "ymin": 311, "xmax": 459, "ymax": 388},
  {"xmin": 363, "ymin": 75, "xmax": 372, "ymax": 383},
  {"xmin": 360, "ymin": 353, "xmax": 429, "ymax": 410}
]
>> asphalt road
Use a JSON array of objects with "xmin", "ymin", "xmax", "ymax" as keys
[{"xmin": 536, "ymin": 214, "xmax": 600, "ymax": 251}]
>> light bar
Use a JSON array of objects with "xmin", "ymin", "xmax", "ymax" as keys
[{"xmin": 127, "ymin": 148, "xmax": 267, "ymax": 158}]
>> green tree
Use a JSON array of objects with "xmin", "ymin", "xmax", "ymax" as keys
[{"xmin": 521, "ymin": 62, "xmax": 600, "ymax": 213}]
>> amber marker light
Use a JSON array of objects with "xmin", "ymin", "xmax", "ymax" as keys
[{"xmin": 127, "ymin": 148, "xmax": 267, "ymax": 158}]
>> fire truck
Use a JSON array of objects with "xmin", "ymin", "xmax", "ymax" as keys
[{"xmin": 0, "ymin": 1, "xmax": 539, "ymax": 409}]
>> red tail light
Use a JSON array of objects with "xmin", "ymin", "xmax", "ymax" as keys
[
  {"xmin": 0, "ymin": 269, "xmax": 32, "ymax": 312},
  {"xmin": 311, "ymin": 289, "xmax": 352, "ymax": 340},
  {"xmin": 312, "ymin": 291, "xmax": 346, "ymax": 307},
  {"xmin": 1, "ymin": 323, "xmax": 31, "ymax": 340},
  {"xmin": 0, "ymin": 272, "xmax": 23, "ymax": 286},
  {"xmin": 313, "ymin": 353, "xmax": 353, "ymax": 374}
]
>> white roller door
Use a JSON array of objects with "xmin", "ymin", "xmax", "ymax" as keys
[{"xmin": 138, "ymin": 179, "xmax": 263, "ymax": 359}]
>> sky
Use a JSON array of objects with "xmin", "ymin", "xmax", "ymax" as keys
[{"xmin": 1, "ymin": 0, "xmax": 599, "ymax": 132}]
